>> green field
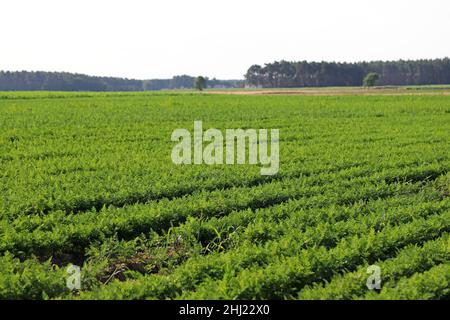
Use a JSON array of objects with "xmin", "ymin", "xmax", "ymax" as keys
[{"xmin": 0, "ymin": 92, "xmax": 449, "ymax": 299}]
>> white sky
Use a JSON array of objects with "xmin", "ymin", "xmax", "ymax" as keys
[{"xmin": 1, "ymin": 0, "xmax": 449, "ymax": 79}]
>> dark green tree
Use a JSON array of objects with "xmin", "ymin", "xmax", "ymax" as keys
[
  {"xmin": 194, "ymin": 76, "xmax": 207, "ymax": 91},
  {"xmin": 363, "ymin": 72, "xmax": 380, "ymax": 87}
]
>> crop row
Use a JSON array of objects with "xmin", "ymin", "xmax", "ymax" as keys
[
  {"xmin": 2, "ymin": 164, "xmax": 440, "ymax": 257},
  {"xmin": 77, "ymin": 209, "xmax": 450, "ymax": 299},
  {"xmin": 2, "ymin": 189, "xmax": 447, "ymax": 299},
  {"xmin": 298, "ymin": 234, "xmax": 450, "ymax": 299}
]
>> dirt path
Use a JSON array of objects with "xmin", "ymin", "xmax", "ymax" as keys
[{"xmin": 206, "ymin": 88, "xmax": 450, "ymax": 96}]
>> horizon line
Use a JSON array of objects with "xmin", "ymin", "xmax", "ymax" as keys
[{"xmin": 1, "ymin": 56, "xmax": 449, "ymax": 81}]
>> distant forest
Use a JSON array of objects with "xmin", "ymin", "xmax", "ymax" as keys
[
  {"xmin": 245, "ymin": 58, "xmax": 450, "ymax": 87},
  {"xmin": 0, "ymin": 72, "xmax": 243, "ymax": 91},
  {"xmin": 142, "ymin": 76, "xmax": 243, "ymax": 91},
  {"xmin": 2, "ymin": 58, "xmax": 450, "ymax": 91}
]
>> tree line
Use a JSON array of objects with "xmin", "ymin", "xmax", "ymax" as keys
[
  {"xmin": 244, "ymin": 58, "xmax": 450, "ymax": 87},
  {"xmin": 3, "ymin": 58, "xmax": 449, "ymax": 91},
  {"xmin": 143, "ymin": 75, "xmax": 242, "ymax": 90},
  {"xmin": 0, "ymin": 71, "xmax": 243, "ymax": 91},
  {"xmin": 0, "ymin": 71, "xmax": 143, "ymax": 91}
]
